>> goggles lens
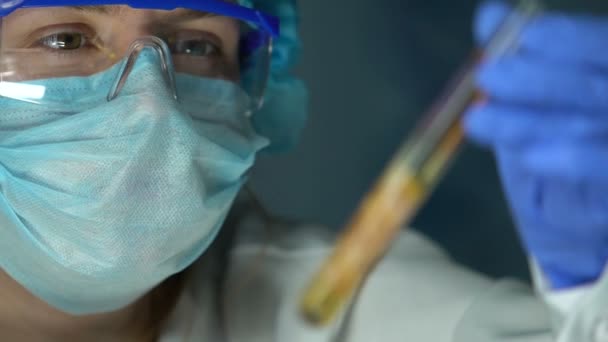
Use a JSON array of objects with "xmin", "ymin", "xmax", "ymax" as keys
[{"xmin": 0, "ymin": 5, "xmax": 272, "ymax": 110}]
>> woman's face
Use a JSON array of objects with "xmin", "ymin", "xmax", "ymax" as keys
[{"xmin": 0, "ymin": 5, "xmax": 242, "ymax": 81}]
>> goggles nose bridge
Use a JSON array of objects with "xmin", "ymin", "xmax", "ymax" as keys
[{"xmin": 107, "ymin": 36, "xmax": 178, "ymax": 102}]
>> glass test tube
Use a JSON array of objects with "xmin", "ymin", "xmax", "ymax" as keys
[{"xmin": 299, "ymin": 0, "xmax": 543, "ymax": 326}]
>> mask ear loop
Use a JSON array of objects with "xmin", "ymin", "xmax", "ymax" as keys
[{"xmin": 107, "ymin": 36, "xmax": 178, "ymax": 102}]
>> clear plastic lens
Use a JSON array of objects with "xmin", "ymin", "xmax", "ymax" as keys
[{"xmin": 0, "ymin": 5, "xmax": 272, "ymax": 110}]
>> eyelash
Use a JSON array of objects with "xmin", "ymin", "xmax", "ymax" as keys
[{"xmin": 35, "ymin": 31, "xmax": 224, "ymax": 59}]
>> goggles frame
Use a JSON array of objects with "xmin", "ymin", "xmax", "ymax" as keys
[
  {"xmin": 0, "ymin": 0, "xmax": 278, "ymax": 110},
  {"xmin": 0, "ymin": 0, "xmax": 280, "ymax": 37}
]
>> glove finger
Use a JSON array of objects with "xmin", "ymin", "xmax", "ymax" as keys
[
  {"xmin": 475, "ymin": 1, "xmax": 608, "ymax": 68},
  {"xmin": 499, "ymin": 151, "xmax": 608, "ymax": 228},
  {"xmin": 519, "ymin": 13, "xmax": 608, "ymax": 68},
  {"xmin": 516, "ymin": 141, "xmax": 608, "ymax": 185},
  {"xmin": 476, "ymin": 55, "xmax": 608, "ymax": 111},
  {"xmin": 464, "ymin": 103, "xmax": 608, "ymax": 147},
  {"xmin": 474, "ymin": 0, "xmax": 513, "ymax": 45}
]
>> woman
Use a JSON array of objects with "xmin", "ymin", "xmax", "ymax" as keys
[{"xmin": 0, "ymin": 0, "xmax": 606, "ymax": 341}]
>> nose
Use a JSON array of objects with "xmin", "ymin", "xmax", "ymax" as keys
[{"xmin": 107, "ymin": 36, "xmax": 178, "ymax": 102}]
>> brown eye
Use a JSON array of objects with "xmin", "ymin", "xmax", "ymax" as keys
[
  {"xmin": 40, "ymin": 32, "xmax": 87, "ymax": 50},
  {"xmin": 172, "ymin": 39, "xmax": 220, "ymax": 57},
  {"xmin": 166, "ymin": 30, "xmax": 224, "ymax": 58}
]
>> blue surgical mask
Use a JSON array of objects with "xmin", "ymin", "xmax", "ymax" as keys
[{"xmin": 0, "ymin": 51, "xmax": 268, "ymax": 315}]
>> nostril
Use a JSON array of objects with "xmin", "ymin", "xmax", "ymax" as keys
[{"xmin": 107, "ymin": 36, "xmax": 178, "ymax": 102}]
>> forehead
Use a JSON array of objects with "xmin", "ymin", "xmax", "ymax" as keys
[
  {"xmin": 8, "ymin": 5, "xmax": 218, "ymax": 22},
  {"xmin": 67, "ymin": 5, "xmax": 213, "ymax": 18}
]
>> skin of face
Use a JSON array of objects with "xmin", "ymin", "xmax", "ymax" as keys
[{"xmin": 1, "ymin": 5, "xmax": 241, "ymax": 81}]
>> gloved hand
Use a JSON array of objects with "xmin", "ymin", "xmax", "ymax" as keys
[{"xmin": 465, "ymin": 1, "xmax": 608, "ymax": 289}]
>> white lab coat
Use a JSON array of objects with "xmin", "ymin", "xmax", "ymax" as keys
[{"xmin": 158, "ymin": 212, "xmax": 606, "ymax": 342}]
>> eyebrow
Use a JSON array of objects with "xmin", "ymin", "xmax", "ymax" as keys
[
  {"xmin": 69, "ymin": 5, "xmax": 120, "ymax": 15},
  {"xmin": 68, "ymin": 5, "xmax": 216, "ymax": 21}
]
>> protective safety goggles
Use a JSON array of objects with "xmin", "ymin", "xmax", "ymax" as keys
[{"xmin": 0, "ymin": 0, "xmax": 279, "ymax": 111}]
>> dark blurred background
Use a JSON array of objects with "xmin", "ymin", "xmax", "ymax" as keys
[{"xmin": 250, "ymin": 0, "xmax": 530, "ymax": 281}]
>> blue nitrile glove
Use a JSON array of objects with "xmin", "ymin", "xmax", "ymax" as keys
[{"xmin": 465, "ymin": 1, "xmax": 608, "ymax": 289}]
